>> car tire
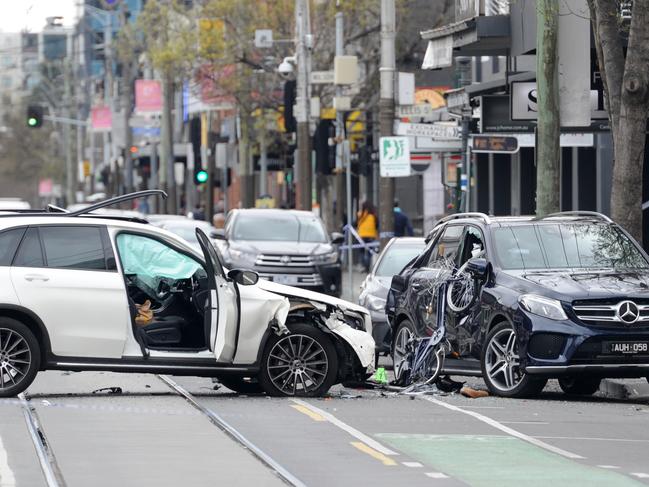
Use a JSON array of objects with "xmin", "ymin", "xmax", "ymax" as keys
[
  {"xmin": 216, "ymin": 376, "xmax": 264, "ymax": 394},
  {"xmin": 259, "ymin": 323, "xmax": 338, "ymax": 397},
  {"xmin": 558, "ymin": 376, "xmax": 601, "ymax": 396},
  {"xmin": 391, "ymin": 320, "xmax": 417, "ymax": 385},
  {"xmin": 0, "ymin": 318, "xmax": 41, "ymax": 398},
  {"xmin": 481, "ymin": 322, "xmax": 546, "ymax": 398}
]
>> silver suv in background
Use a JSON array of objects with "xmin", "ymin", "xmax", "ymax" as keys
[{"xmin": 216, "ymin": 209, "xmax": 344, "ymax": 297}]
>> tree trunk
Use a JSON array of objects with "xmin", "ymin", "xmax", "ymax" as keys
[
  {"xmin": 535, "ymin": 0, "xmax": 561, "ymax": 216},
  {"xmin": 161, "ymin": 73, "xmax": 176, "ymax": 214},
  {"xmin": 609, "ymin": 2, "xmax": 649, "ymax": 242},
  {"xmin": 238, "ymin": 114, "xmax": 254, "ymax": 208}
]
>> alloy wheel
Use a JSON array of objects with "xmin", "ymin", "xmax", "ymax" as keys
[
  {"xmin": 484, "ymin": 328, "xmax": 523, "ymax": 392},
  {"xmin": 393, "ymin": 325, "xmax": 413, "ymax": 381},
  {"xmin": 266, "ymin": 334, "xmax": 328, "ymax": 395},
  {"xmin": 0, "ymin": 328, "xmax": 32, "ymax": 391}
]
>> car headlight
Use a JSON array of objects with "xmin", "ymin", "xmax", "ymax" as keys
[
  {"xmin": 518, "ymin": 294, "xmax": 567, "ymax": 321},
  {"xmin": 227, "ymin": 248, "xmax": 258, "ymax": 266},
  {"xmin": 365, "ymin": 294, "xmax": 387, "ymax": 312},
  {"xmin": 312, "ymin": 251, "xmax": 338, "ymax": 265}
]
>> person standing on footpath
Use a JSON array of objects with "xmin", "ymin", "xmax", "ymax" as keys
[
  {"xmin": 357, "ymin": 201, "xmax": 379, "ymax": 272},
  {"xmin": 393, "ymin": 200, "xmax": 414, "ymax": 237}
]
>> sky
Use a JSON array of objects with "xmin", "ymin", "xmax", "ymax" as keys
[{"xmin": 0, "ymin": 0, "xmax": 78, "ymax": 33}]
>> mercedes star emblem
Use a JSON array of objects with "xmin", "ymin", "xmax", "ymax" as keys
[
  {"xmin": 617, "ymin": 301, "xmax": 640, "ymax": 324},
  {"xmin": 280, "ymin": 255, "xmax": 291, "ymax": 264}
]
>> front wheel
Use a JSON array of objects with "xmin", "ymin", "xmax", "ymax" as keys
[
  {"xmin": 259, "ymin": 323, "xmax": 338, "ymax": 397},
  {"xmin": 481, "ymin": 322, "xmax": 546, "ymax": 398},
  {"xmin": 0, "ymin": 318, "xmax": 40, "ymax": 398},
  {"xmin": 558, "ymin": 376, "xmax": 601, "ymax": 396}
]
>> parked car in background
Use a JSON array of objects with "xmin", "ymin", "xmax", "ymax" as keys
[
  {"xmin": 358, "ymin": 237, "xmax": 425, "ymax": 356},
  {"xmin": 0, "ymin": 191, "xmax": 374, "ymax": 398},
  {"xmin": 159, "ymin": 219, "xmax": 221, "ymax": 253},
  {"xmin": 0, "ymin": 198, "xmax": 31, "ymax": 211},
  {"xmin": 217, "ymin": 209, "xmax": 344, "ymax": 297},
  {"xmin": 387, "ymin": 211, "xmax": 649, "ymax": 398}
]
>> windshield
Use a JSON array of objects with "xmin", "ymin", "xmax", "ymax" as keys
[
  {"xmin": 493, "ymin": 223, "xmax": 649, "ymax": 270},
  {"xmin": 375, "ymin": 243, "xmax": 426, "ymax": 277},
  {"xmin": 232, "ymin": 214, "xmax": 328, "ymax": 243}
]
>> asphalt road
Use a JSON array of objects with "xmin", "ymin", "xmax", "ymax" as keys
[
  {"xmin": 2, "ymin": 368, "xmax": 649, "ymax": 487},
  {"xmin": 4, "ymin": 274, "xmax": 649, "ymax": 486}
]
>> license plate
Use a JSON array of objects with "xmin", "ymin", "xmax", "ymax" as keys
[
  {"xmin": 604, "ymin": 341, "xmax": 649, "ymax": 354},
  {"xmin": 274, "ymin": 275, "xmax": 298, "ymax": 285}
]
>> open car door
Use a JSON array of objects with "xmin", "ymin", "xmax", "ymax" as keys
[{"xmin": 195, "ymin": 228, "xmax": 239, "ymax": 363}]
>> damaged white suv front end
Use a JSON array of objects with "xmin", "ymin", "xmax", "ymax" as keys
[{"xmin": 234, "ymin": 279, "xmax": 376, "ymax": 395}]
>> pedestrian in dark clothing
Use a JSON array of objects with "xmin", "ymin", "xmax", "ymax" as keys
[{"xmin": 393, "ymin": 200, "xmax": 414, "ymax": 237}]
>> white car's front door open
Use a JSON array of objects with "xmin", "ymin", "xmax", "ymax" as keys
[{"xmin": 195, "ymin": 228, "xmax": 238, "ymax": 363}]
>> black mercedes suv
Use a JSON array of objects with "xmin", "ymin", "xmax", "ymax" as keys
[
  {"xmin": 386, "ymin": 211, "xmax": 649, "ymax": 397},
  {"xmin": 216, "ymin": 209, "xmax": 343, "ymax": 296}
]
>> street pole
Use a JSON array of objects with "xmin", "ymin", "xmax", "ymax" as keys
[
  {"xmin": 457, "ymin": 58, "xmax": 472, "ymax": 213},
  {"xmin": 150, "ymin": 142, "xmax": 158, "ymax": 213},
  {"xmin": 64, "ymin": 60, "xmax": 76, "ymax": 205},
  {"xmin": 379, "ymin": 0, "xmax": 396, "ymax": 249},
  {"xmin": 295, "ymin": 0, "xmax": 311, "ymax": 211},
  {"xmin": 260, "ymin": 120, "xmax": 268, "ymax": 196}
]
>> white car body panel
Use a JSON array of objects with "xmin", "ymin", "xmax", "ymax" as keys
[
  {"xmin": 213, "ymin": 276, "xmax": 238, "ymax": 362},
  {"xmin": 0, "ymin": 268, "xmax": 20, "ymax": 305},
  {"xmin": 11, "ymin": 266, "xmax": 128, "ymax": 358}
]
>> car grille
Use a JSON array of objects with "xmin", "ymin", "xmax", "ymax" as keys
[
  {"xmin": 255, "ymin": 254, "xmax": 313, "ymax": 267},
  {"xmin": 572, "ymin": 299, "xmax": 649, "ymax": 326},
  {"xmin": 258, "ymin": 273, "xmax": 323, "ymax": 285}
]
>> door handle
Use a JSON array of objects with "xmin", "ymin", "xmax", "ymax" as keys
[{"xmin": 24, "ymin": 274, "xmax": 49, "ymax": 282}]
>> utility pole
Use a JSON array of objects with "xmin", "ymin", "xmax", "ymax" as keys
[
  {"xmin": 120, "ymin": 4, "xmax": 134, "ymax": 194},
  {"xmin": 160, "ymin": 73, "xmax": 176, "ymax": 214},
  {"xmin": 535, "ymin": 1, "xmax": 560, "ymax": 216},
  {"xmin": 334, "ymin": 2, "xmax": 345, "ymax": 232},
  {"xmin": 457, "ymin": 58, "xmax": 472, "ymax": 213},
  {"xmin": 64, "ymin": 60, "xmax": 76, "ymax": 205},
  {"xmin": 379, "ymin": 0, "xmax": 396, "ymax": 248},
  {"xmin": 295, "ymin": 0, "xmax": 311, "ymax": 210}
]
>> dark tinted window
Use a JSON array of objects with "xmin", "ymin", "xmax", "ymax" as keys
[
  {"xmin": 13, "ymin": 228, "xmax": 44, "ymax": 267},
  {"xmin": 40, "ymin": 226, "xmax": 106, "ymax": 270},
  {"xmin": 427, "ymin": 225, "xmax": 464, "ymax": 266},
  {"xmin": 0, "ymin": 228, "xmax": 26, "ymax": 266}
]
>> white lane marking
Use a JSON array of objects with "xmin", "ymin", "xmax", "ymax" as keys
[
  {"xmin": 459, "ymin": 406, "xmax": 504, "ymax": 409},
  {"xmin": 425, "ymin": 472, "xmax": 449, "ymax": 479},
  {"xmin": 536, "ymin": 436, "xmax": 649, "ymax": 443},
  {"xmin": 419, "ymin": 396, "xmax": 584, "ymax": 460},
  {"xmin": 0, "ymin": 435, "xmax": 16, "ymax": 487},
  {"xmin": 501, "ymin": 421, "xmax": 550, "ymax": 425},
  {"xmin": 597, "ymin": 465, "xmax": 620, "ymax": 469},
  {"xmin": 631, "ymin": 473, "xmax": 649, "ymax": 479},
  {"xmin": 290, "ymin": 399, "xmax": 398, "ymax": 456},
  {"xmin": 402, "ymin": 461, "xmax": 423, "ymax": 468}
]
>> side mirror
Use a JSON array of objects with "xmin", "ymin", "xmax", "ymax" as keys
[
  {"xmin": 390, "ymin": 274, "xmax": 407, "ymax": 293},
  {"xmin": 466, "ymin": 258, "xmax": 489, "ymax": 280},
  {"xmin": 330, "ymin": 232, "xmax": 344, "ymax": 245},
  {"xmin": 211, "ymin": 229, "xmax": 226, "ymax": 240},
  {"xmin": 227, "ymin": 269, "xmax": 259, "ymax": 286}
]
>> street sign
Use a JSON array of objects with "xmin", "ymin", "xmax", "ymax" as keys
[
  {"xmin": 396, "ymin": 104, "xmax": 437, "ymax": 118},
  {"xmin": 445, "ymin": 88, "xmax": 469, "ymax": 113},
  {"xmin": 394, "ymin": 121, "xmax": 460, "ymax": 140},
  {"xmin": 471, "ymin": 135, "xmax": 519, "ymax": 153},
  {"xmin": 310, "ymin": 71, "xmax": 334, "ymax": 84},
  {"xmin": 254, "ymin": 29, "xmax": 273, "ymax": 48},
  {"xmin": 511, "ymin": 81, "xmax": 608, "ymax": 121},
  {"xmin": 380, "ymin": 136, "xmax": 411, "ymax": 177}
]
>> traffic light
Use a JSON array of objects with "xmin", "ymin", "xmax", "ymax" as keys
[
  {"xmin": 26, "ymin": 105, "xmax": 43, "ymax": 128},
  {"xmin": 195, "ymin": 169, "xmax": 209, "ymax": 184}
]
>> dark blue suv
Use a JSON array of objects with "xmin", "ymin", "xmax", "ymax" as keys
[{"xmin": 386, "ymin": 212, "xmax": 649, "ymax": 398}]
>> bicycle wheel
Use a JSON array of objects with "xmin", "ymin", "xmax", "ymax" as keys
[
  {"xmin": 423, "ymin": 345, "xmax": 446, "ymax": 385},
  {"xmin": 446, "ymin": 263, "xmax": 478, "ymax": 313}
]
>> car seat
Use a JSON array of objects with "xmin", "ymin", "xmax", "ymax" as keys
[{"xmin": 128, "ymin": 297, "xmax": 188, "ymax": 347}]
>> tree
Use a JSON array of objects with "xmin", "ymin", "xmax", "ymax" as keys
[
  {"xmin": 137, "ymin": 1, "xmax": 196, "ymax": 214},
  {"xmin": 535, "ymin": 1, "xmax": 561, "ymax": 216},
  {"xmin": 587, "ymin": 0, "xmax": 649, "ymax": 242}
]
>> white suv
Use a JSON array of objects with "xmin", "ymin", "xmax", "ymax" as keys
[{"xmin": 0, "ymin": 192, "xmax": 374, "ymax": 397}]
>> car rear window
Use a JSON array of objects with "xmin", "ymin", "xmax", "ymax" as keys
[
  {"xmin": 40, "ymin": 226, "xmax": 106, "ymax": 270},
  {"xmin": 0, "ymin": 228, "xmax": 26, "ymax": 266},
  {"xmin": 493, "ymin": 223, "xmax": 649, "ymax": 270}
]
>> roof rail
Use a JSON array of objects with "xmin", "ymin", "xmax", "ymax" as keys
[
  {"xmin": 534, "ymin": 211, "xmax": 613, "ymax": 223},
  {"xmin": 437, "ymin": 212, "xmax": 492, "ymax": 225},
  {"xmin": 0, "ymin": 190, "xmax": 167, "ymax": 219}
]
